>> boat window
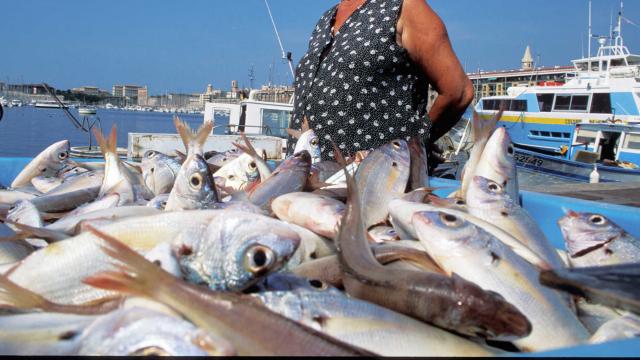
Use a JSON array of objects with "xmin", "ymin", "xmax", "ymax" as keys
[
  {"xmin": 482, "ymin": 99, "xmax": 510, "ymax": 111},
  {"xmin": 552, "ymin": 132, "xmax": 562, "ymax": 138},
  {"xmin": 540, "ymin": 131, "xmax": 551, "ymax": 137},
  {"xmin": 563, "ymin": 133, "xmax": 571, "ymax": 138},
  {"xmin": 623, "ymin": 133, "xmax": 640, "ymax": 151},
  {"xmin": 590, "ymin": 93, "xmax": 612, "ymax": 114},
  {"xmin": 212, "ymin": 109, "xmax": 231, "ymax": 135},
  {"xmin": 554, "ymin": 95, "xmax": 571, "ymax": 111},
  {"xmin": 575, "ymin": 130, "xmax": 598, "ymax": 145},
  {"xmin": 570, "ymin": 95, "xmax": 589, "ymax": 111},
  {"xmin": 509, "ymin": 100, "xmax": 528, "ymax": 112},
  {"xmin": 530, "ymin": 130, "xmax": 540, "ymax": 136},
  {"xmin": 537, "ymin": 94, "xmax": 554, "ymax": 112},
  {"xmin": 261, "ymin": 109, "xmax": 292, "ymax": 138},
  {"xmin": 482, "ymin": 99, "xmax": 497, "ymax": 110}
]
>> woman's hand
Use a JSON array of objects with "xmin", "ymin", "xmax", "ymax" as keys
[{"xmin": 397, "ymin": 0, "xmax": 474, "ymax": 142}]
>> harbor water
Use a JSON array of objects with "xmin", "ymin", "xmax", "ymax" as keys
[{"xmin": 0, "ymin": 106, "xmax": 580, "ymax": 187}]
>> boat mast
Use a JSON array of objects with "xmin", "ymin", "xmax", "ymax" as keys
[
  {"xmin": 264, "ymin": 0, "xmax": 295, "ymax": 81},
  {"xmin": 588, "ymin": 0, "xmax": 592, "ymax": 72}
]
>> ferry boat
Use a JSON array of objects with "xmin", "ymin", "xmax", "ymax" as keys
[
  {"xmin": 476, "ymin": 4, "xmax": 640, "ymax": 156},
  {"xmin": 78, "ymin": 106, "xmax": 97, "ymax": 116},
  {"xmin": 515, "ymin": 122, "xmax": 640, "ymax": 183},
  {"xmin": 35, "ymin": 100, "xmax": 69, "ymax": 109}
]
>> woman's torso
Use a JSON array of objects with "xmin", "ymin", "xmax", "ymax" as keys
[{"xmin": 289, "ymin": 0, "xmax": 432, "ymax": 160}]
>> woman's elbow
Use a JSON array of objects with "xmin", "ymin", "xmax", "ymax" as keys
[{"xmin": 458, "ymin": 79, "xmax": 475, "ymax": 110}]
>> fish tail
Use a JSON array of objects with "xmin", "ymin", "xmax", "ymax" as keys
[
  {"xmin": 174, "ymin": 115, "xmax": 196, "ymax": 152},
  {"xmin": 195, "ymin": 120, "xmax": 213, "ymax": 149},
  {"xmin": 92, "ymin": 125, "xmax": 118, "ymax": 156},
  {"xmin": 0, "ymin": 275, "xmax": 54, "ymax": 311},
  {"xmin": 232, "ymin": 132, "xmax": 259, "ymax": 159},
  {"xmin": 82, "ymin": 225, "xmax": 174, "ymax": 300},
  {"xmin": 0, "ymin": 219, "xmax": 68, "ymax": 243}
]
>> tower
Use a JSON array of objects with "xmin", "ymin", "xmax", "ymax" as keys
[{"xmin": 522, "ymin": 46, "xmax": 534, "ymax": 71}]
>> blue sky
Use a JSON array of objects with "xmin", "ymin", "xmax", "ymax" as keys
[{"xmin": 1, "ymin": 0, "xmax": 638, "ymax": 94}]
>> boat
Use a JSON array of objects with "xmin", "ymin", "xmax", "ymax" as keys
[
  {"xmin": 0, "ymin": 98, "xmax": 7, "ymax": 107},
  {"xmin": 476, "ymin": 2, "xmax": 640, "ymax": 155},
  {"xmin": 10, "ymin": 99, "xmax": 23, "ymax": 108},
  {"xmin": 78, "ymin": 106, "xmax": 97, "ymax": 116},
  {"xmin": 34, "ymin": 100, "xmax": 69, "ymax": 109}
]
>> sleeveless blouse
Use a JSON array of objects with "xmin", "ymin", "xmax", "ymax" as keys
[{"xmin": 288, "ymin": 0, "xmax": 432, "ymax": 160}]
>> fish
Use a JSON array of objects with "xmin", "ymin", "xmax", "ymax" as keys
[
  {"xmin": 576, "ymin": 298, "xmax": 625, "ymax": 333},
  {"xmin": 466, "ymin": 176, "xmax": 566, "ymax": 270},
  {"xmin": 231, "ymin": 133, "xmax": 273, "ymax": 182},
  {"xmin": 254, "ymin": 282, "xmax": 499, "ymax": 356},
  {"xmin": 287, "ymin": 117, "xmax": 322, "ymax": 164},
  {"xmin": 248, "ymin": 151, "xmax": 311, "ymax": 211},
  {"xmin": 29, "ymin": 187, "xmax": 101, "ymax": 214},
  {"xmin": 559, "ymin": 211, "xmax": 640, "ymax": 268},
  {"xmin": 205, "ymin": 148, "xmax": 242, "ymax": 169},
  {"xmin": 44, "ymin": 170, "xmax": 104, "ymax": 197},
  {"xmin": 475, "ymin": 126, "xmax": 520, "ymax": 204},
  {"xmin": 458, "ymin": 110, "xmax": 501, "ymax": 199},
  {"xmin": 281, "ymin": 223, "xmax": 337, "ymax": 270},
  {"xmin": 0, "ymin": 312, "xmax": 97, "ymax": 355},
  {"xmin": 388, "ymin": 199, "xmax": 550, "ymax": 269},
  {"xmin": 310, "ymin": 161, "xmax": 343, "ymax": 183},
  {"xmin": 171, "ymin": 211, "xmax": 301, "ymax": 291},
  {"xmin": 77, "ymin": 306, "xmax": 232, "ymax": 356},
  {"xmin": 2, "ymin": 211, "xmax": 223, "ymax": 306},
  {"xmin": 407, "ymin": 136, "xmax": 430, "ymax": 191},
  {"xmin": 140, "ymin": 150, "xmax": 182, "ymax": 196},
  {"xmin": 165, "ymin": 118, "xmax": 218, "ymax": 210},
  {"xmin": 213, "ymin": 153, "xmax": 261, "ymax": 193},
  {"xmin": 540, "ymin": 263, "xmax": 640, "ymax": 315},
  {"xmin": 31, "ymin": 176, "xmax": 64, "ymax": 194},
  {"xmin": 589, "ymin": 314, "xmax": 640, "ymax": 345},
  {"xmin": 147, "ymin": 194, "xmax": 169, "ymax": 210},
  {"xmin": 11, "ymin": 140, "xmax": 70, "ymax": 189},
  {"xmin": 271, "ymin": 192, "xmax": 345, "ymax": 239},
  {"xmin": 83, "ymin": 227, "xmax": 376, "ymax": 356},
  {"xmin": 92, "ymin": 126, "xmax": 136, "ymax": 205},
  {"xmin": 367, "ymin": 226, "xmax": 400, "ymax": 243},
  {"xmin": 334, "ymin": 148, "xmax": 531, "ymax": 340},
  {"xmin": 45, "ymin": 206, "xmax": 161, "ymax": 236},
  {"xmin": 0, "ymin": 189, "xmax": 37, "ymax": 206},
  {"xmin": 354, "ymin": 139, "xmax": 410, "ymax": 229},
  {"xmin": 413, "ymin": 210, "xmax": 589, "ymax": 351}
]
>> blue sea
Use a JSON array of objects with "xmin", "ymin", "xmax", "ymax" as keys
[{"xmin": 0, "ymin": 106, "xmax": 576, "ymax": 186}]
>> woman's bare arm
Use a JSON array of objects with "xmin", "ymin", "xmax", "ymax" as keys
[{"xmin": 397, "ymin": 0, "xmax": 474, "ymax": 142}]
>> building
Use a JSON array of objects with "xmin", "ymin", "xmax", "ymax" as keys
[
  {"xmin": 199, "ymin": 84, "xmax": 223, "ymax": 107},
  {"xmin": 71, "ymin": 86, "xmax": 110, "ymax": 97},
  {"xmin": 112, "ymin": 84, "xmax": 145, "ymax": 98},
  {"xmin": 137, "ymin": 86, "xmax": 149, "ymax": 106}
]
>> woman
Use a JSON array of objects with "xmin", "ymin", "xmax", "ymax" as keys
[{"xmin": 288, "ymin": 0, "xmax": 473, "ymax": 161}]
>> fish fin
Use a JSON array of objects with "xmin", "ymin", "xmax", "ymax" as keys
[
  {"xmin": 124, "ymin": 162, "xmax": 143, "ymax": 174},
  {"xmin": 195, "ymin": 120, "xmax": 213, "ymax": 150},
  {"xmin": 286, "ymin": 129, "xmax": 303, "ymax": 139},
  {"xmin": 232, "ymin": 133, "xmax": 259, "ymax": 159},
  {"xmin": 332, "ymin": 142, "xmax": 349, "ymax": 169},
  {"xmin": 0, "ymin": 275, "xmax": 55, "ymax": 311},
  {"xmin": 92, "ymin": 125, "xmax": 118, "ymax": 157},
  {"xmin": 82, "ymin": 225, "xmax": 174, "ymax": 299},
  {"xmin": 0, "ymin": 220, "xmax": 68, "ymax": 243}
]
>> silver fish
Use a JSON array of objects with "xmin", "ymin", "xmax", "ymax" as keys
[
  {"xmin": 172, "ymin": 211, "xmax": 300, "ymax": 291},
  {"xmin": 44, "ymin": 170, "xmax": 104, "ymax": 197},
  {"xmin": 466, "ymin": 176, "xmax": 565, "ymax": 270},
  {"xmin": 367, "ymin": 226, "xmax": 400, "ymax": 243},
  {"xmin": 413, "ymin": 210, "xmax": 589, "ymax": 352},
  {"xmin": 140, "ymin": 150, "xmax": 182, "ymax": 196},
  {"xmin": 147, "ymin": 193, "xmax": 169, "ymax": 210},
  {"xmin": 559, "ymin": 211, "xmax": 640, "ymax": 268},
  {"xmin": 31, "ymin": 176, "xmax": 64, "ymax": 194},
  {"xmin": 475, "ymin": 126, "xmax": 520, "ymax": 203},
  {"xmin": 254, "ymin": 282, "xmax": 498, "ymax": 356},
  {"xmin": 590, "ymin": 314, "xmax": 640, "ymax": 345},
  {"xmin": 354, "ymin": 139, "xmax": 410, "ymax": 229},
  {"xmin": 11, "ymin": 140, "xmax": 70, "ymax": 189},
  {"xmin": 214, "ymin": 153, "xmax": 261, "ymax": 193},
  {"xmin": 93, "ymin": 126, "xmax": 136, "ymax": 205},
  {"xmin": 272, "ymin": 192, "xmax": 345, "ymax": 239}
]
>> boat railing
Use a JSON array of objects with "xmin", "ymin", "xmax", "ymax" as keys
[{"xmin": 212, "ymin": 124, "xmax": 289, "ymax": 139}]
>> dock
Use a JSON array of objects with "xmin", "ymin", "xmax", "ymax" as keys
[{"xmin": 522, "ymin": 182, "xmax": 640, "ymax": 208}]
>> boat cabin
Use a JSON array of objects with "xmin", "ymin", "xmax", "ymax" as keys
[
  {"xmin": 203, "ymin": 90, "xmax": 293, "ymax": 146},
  {"xmin": 567, "ymin": 123, "xmax": 640, "ymax": 168}
]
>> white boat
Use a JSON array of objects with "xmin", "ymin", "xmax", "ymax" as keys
[
  {"xmin": 78, "ymin": 106, "xmax": 97, "ymax": 116},
  {"xmin": 476, "ymin": 1, "xmax": 640, "ymax": 155},
  {"xmin": 35, "ymin": 100, "xmax": 69, "ymax": 109},
  {"xmin": 10, "ymin": 99, "xmax": 23, "ymax": 107}
]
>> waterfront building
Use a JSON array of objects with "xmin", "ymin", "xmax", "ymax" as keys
[
  {"xmin": 71, "ymin": 86, "xmax": 110, "ymax": 97},
  {"xmin": 137, "ymin": 86, "xmax": 149, "ymax": 106},
  {"xmin": 112, "ymin": 84, "xmax": 145, "ymax": 98}
]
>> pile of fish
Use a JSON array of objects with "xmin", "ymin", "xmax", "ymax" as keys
[{"xmin": 0, "ymin": 113, "xmax": 638, "ymax": 356}]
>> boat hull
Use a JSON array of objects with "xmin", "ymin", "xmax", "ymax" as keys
[{"xmin": 514, "ymin": 148, "xmax": 640, "ymax": 183}]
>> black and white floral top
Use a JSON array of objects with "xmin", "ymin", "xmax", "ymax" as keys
[{"xmin": 288, "ymin": 0, "xmax": 432, "ymax": 160}]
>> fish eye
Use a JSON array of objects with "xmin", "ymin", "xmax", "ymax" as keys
[
  {"xmin": 244, "ymin": 245, "xmax": 276, "ymax": 275},
  {"xmin": 145, "ymin": 150, "xmax": 156, "ymax": 158},
  {"xmin": 129, "ymin": 346, "xmax": 171, "ymax": 356},
  {"xmin": 392, "ymin": 140, "xmax": 401, "ymax": 149},
  {"xmin": 189, "ymin": 173, "xmax": 203, "ymax": 189},
  {"xmin": 440, "ymin": 213, "xmax": 462, "ymax": 227},
  {"xmin": 455, "ymin": 199, "xmax": 466, "ymax": 206},
  {"xmin": 160, "ymin": 201, "xmax": 167, "ymax": 207},
  {"xmin": 228, "ymin": 175, "xmax": 235, "ymax": 180},
  {"xmin": 589, "ymin": 214, "xmax": 607, "ymax": 226},
  {"xmin": 308, "ymin": 279, "xmax": 328, "ymax": 290},
  {"xmin": 310, "ymin": 138, "xmax": 319, "ymax": 146},
  {"xmin": 487, "ymin": 181, "xmax": 503, "ymax": 193},
  {"xmin": 507, "ymin": 145, "xmax": 514, "ymax": 155},
  {"xmin": 58, "ymin": 152, "xmax": 68, "ymax": 160},
  {"xmin": 150, "ymin": 167, "xmax": 155, "ymax": 174},
  {"xmin": 249, "ymin": 162, "xmax": 257, "ymax": 170}
]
